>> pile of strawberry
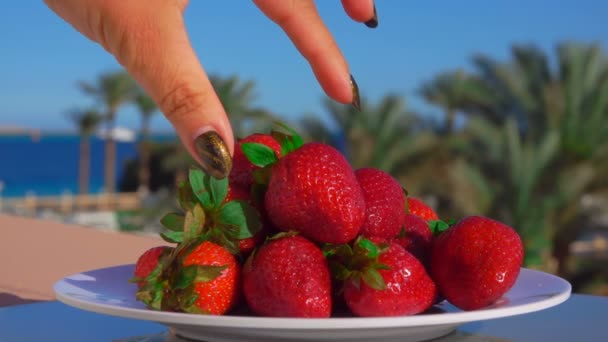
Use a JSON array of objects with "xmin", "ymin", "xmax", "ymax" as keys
[{"xmin": 131, "ymin": 124, "xmax": 524, "ymax": 317}]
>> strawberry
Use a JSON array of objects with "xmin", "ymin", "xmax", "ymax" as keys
[
  {"xmin": 430, "ymin": 216, "xmax": 524, "ymax": 311},
  {"xmin": 243, "ymin": 234, "xmax": 332, "ymax": 317},
  {"xmin": 229, "ymin": 134, "xmax": 281, "ymax": 192},
  {"xmin": 407, "ymin": 197, "xmax": 439, "ymax": 221},
  {"xmin": 263, "ymin": 142, "xmax": 366, "ymax": 244},
  {"xmin": 135, "ymin": 239, "xmax": 241, "ymax": 315},
  {"xmin": 133, "ymin": 246, "xmax": 172, "ymax": 287},
  {"xmin": 326, "ymin": 237, "xmax": 437, "ymax": 317},
  {"xmin": 178, "ymin": 240, "xmax": 241, "ymax": 315},
  {"xmin": 355, "ymin": 168, "xmax": 406, "ymax": 239},
  {"xmin": 393, "ymin": 214, "xmax": 433, "ymax": 264}
]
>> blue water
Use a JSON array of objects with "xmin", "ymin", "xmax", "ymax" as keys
[{"xmin": 0, "ymin": 134, "xmax": 177, "ymax": 198}]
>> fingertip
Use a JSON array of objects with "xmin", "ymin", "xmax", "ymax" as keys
[
  {"xmin": 341, "ymin": 0, "xmax": 376, "ymax": 24},
  {"xmin": 314, "ymin": 66, "xmax": 353, "ymax": 105}
]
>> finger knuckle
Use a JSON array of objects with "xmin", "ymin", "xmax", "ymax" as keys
[{"xmin": 159, "ymin": 81, "xmax": 207, "ymax": 123}]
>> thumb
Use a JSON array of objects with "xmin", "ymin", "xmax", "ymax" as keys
[{"xmin": 53, "ymin": 0, "xmax": 234, "ymax": 179}]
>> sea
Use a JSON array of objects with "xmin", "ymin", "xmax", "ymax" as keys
[{"xmin": 0, "ymin": 133, "xmax": 177, "ymax": 198}]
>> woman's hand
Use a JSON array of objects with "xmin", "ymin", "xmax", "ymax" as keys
[{"xmin": 44, "ymin": 0, "xmax": 377, "ymax": 178}]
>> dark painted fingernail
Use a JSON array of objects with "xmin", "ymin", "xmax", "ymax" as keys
[
  {"xmin": 350, "ymin": 75, "xmax": 361, "ymax": 111},
  {"xmin": 364, "ymin": 4, "xmax": 378, "ymax": 28},
  {"xmin": 193, "ymin": 130, "xmax": 232, "ymax": 179}
]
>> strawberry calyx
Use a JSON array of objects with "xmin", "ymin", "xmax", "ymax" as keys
[
  {"xmin": 242, "ymin": 122, "xmax": 303, "ymax": 169},
  {"xmin": 323, "ymin": 236, "xmax": 391, "ymax": 291},
  {"xmin": 158, "ymin": 167, "xmax": 262, "ymax": 255}
]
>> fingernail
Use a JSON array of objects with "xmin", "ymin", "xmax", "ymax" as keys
[
  {"xmin": 364, "ymin": 4, "xmax": 378, "ymax": 28},
  {"xmin": 350, "ymin": 75, "xmax": 361, "ymax": 111},
  {"xmin": 193, "ymin": 130, "xmax": 232, "ymax": 179}
]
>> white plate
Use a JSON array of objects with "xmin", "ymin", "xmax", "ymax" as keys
[{"xmin": 54, "ymin": 264, "xmax": 571, "ymax": 342}]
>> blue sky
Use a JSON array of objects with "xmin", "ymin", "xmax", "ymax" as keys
[{"xmin": 1, "ymin": 1, "xmax": 607, "ymax": 132}]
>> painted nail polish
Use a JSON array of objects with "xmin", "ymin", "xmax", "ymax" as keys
[
  {"xmin": 193, "ymin": 130, "xmax": 232, "ymax": 179},
  {"xmin": 364, "ymin": 4, "xmax": 378, "ymax": 28},
  {"xmin": 350, "ymin": 75, "xmax": 361, "ymax": 111}
]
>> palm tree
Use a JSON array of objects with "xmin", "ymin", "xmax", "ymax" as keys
[
  {"xmin": 323, "ymin": 96, "xmax": 421, "ymax": 172},
  {"xmin": 210, "ymin": 75, "xmax": 277, "ymax": 138},
  {"xmin": 133, "ymin": 87, "xmax": 158, "ymax": 195},
  {"xmin": 68, "ymin": 109, "xmax": 103, "ymax": 194},
  {"xmin": 427, "ymin": 43, "xmax": 608, "ymax": 274},
  {"xmin": 420, "ymin": 69, "xmax": 495, "ymax": 133},
  {"xmin": 79, "ymin": 71, "xmax": 135, "ymax": 194}
]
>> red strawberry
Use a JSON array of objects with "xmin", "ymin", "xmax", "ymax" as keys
[
  {"xmin": 229, "ymin": 134, "xmax": 281, "ymax": 191},
  {"xmin": 243, "ymin": 234, "xmax": 332, "ymax": 317},
  {"xmin": 264, "ymin": 142, "xmax": 366, "ymax": 244},
  {"xmin": 134, "ymin": 239, "xmax": 241, "ymax": 315},
  {"xmin": 430, "ymin": 216, "xmax": 524, "ymax": 311},
  {"xmin": 407, "ymin": 197, "xmax": 439, "ymax": 221},
  {"xmin": 178, "ymin": 240, "xmax": 241, "ymax": 315},
  {"xmin": 329, "ymin": 238, "xmax": 437, "ymax": 317},
  {"xmin": 355, "ymin": 168, "xmax": 406, "ymax": 239},
  {"xmin": 133, "ymin": 246, "xmax": 172, "ymax": 287},
  {"xmin": 393, "ymin": 214, "xmax": 433, "ymax": 264}
]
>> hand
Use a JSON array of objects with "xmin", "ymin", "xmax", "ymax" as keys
[{"xmin": 44, "ymin": 0, "xmax": 377, "ymax": 178}]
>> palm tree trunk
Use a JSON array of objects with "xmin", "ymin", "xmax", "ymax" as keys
[
  {"xmin": 78, "ymin": 136, "xmax": 90, "ymax": 194},
  {"xmin": 104, "ymin": 114, "xmax": 116, "ymax": 194},
  {"xmin": 138, "ymin": 117, "xmax": 151, "ymax": 195},
  {"xmin": 446, "ymin": 108, "xmax": 456, "ymax": 133}
]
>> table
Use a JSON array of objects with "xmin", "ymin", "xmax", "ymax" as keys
[{"xmin": 0, "ymin": 294, "xmax": 606, "ymax": 342}]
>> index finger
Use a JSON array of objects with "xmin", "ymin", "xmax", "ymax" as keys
[{"xmin": 253, "ymin": 0, "xmax": 360, "ymax": 109}]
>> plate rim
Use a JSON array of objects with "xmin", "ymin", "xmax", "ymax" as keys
[{"xmin": 54, "ymin": 265, "xmax": 571, "ymax": 330}]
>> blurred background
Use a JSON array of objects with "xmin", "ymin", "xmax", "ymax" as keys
[{"xmin": 1, "ymin": 1, "xmax": 607, "ymax": 295}]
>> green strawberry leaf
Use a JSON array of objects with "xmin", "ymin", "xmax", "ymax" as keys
[
  {"xmin": 328, "ymin": 260, "xmax": 352, "ymax": 281},
  {"xmin": 267, "ymin": 231, "xmax": 299, "ymax": 241},
  {"xmin": 397, "ymin": 227, "xmax": 406, "ymax": 238},
  {"xmin": 361, "ymin": 268, "xmax": 386, "ymax": 291},
  {"xmin": 160, "ymin": 212, "xmax": 185, "ymax": 232},
  {"xmin": 174, "ymin": 265, "xmax": 198, "ymax": 289},
  {"xmin": 428, "ymin": 219, "xmax": 456, "ymax": 236},
  {"xmin": 275, "ymin": 121, "xmax": 304, "ymax": 148},
  {"xmin": 161, "ymin": 230, "xmax": 184, "ymax": 243},
  {"xmin": 135, "ymin": 278, "xmax": 165, "ymax": 310},
  {"xmin": 322, "ymin": 243, "xmax": 353, "ymax": 258},
  {"xmin": 194, "ymin": 265, "xmax": 229, "ymax": 282},
  {"xmin": 174, "ymin": 264, "xmax": 228, "ymax": 290},
  {"xmin": 178, "ymin": 180, "xmax": 197, "ymax": 210},
  {"xmin": 376, "ymin": 263, "xmax": 392, "ymax": 271},
  {"xmin": 271, "ymin": 122, "xmax": 304, "ymax": 156},
  {"xmin": 357, "ymin": 237, "xmax": 379, "ymax": 259},
  {"xmin": 241, "ymin": 142, "xmax": 278, "ymax": 167},
  {"xmin": 184, "ymin": 204, "xmax": 205, "ymax": 240},
  {"xmin": 252, "ymin": 166, "xmax": 272, "ymax": 186},
  {"xmin": 403, "ymin": 187, "xmax": 410, "ymax": 214},
  {"xmin": 217, "ymin": 200, "xmax": 262, "ymax": 239},
  {"xmin": 209, "ymin": 175, "xmax": 228, "ymax": 208},
  {"xmin": 179, "ymin": 286, "xmax": 208, "ymax": 314},
  {"xmin": 184, "ymin": 287, "xmax": 199, "ymax": 307},
  {"xmin": 189, "ymin": 168, "xmax": 212, "ymax": 207}
]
